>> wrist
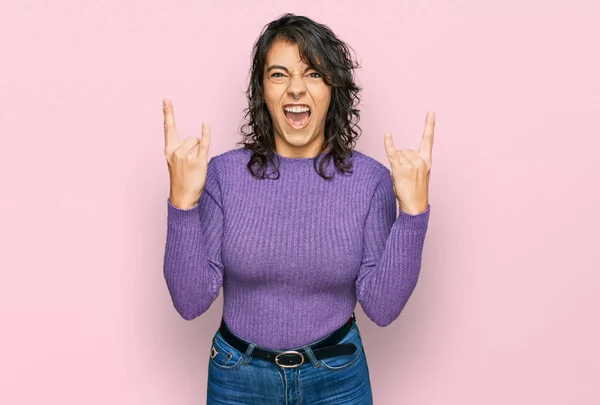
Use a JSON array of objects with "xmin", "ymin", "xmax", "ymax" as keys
[
  {"xmin": 169, "ymin": 192, "xmax": 201, "ymax": 210},
  {"xmin": 397, "ymin": 200, "xmax": 428, "ymax": 215}
]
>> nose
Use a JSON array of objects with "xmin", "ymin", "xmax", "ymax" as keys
[{"xmin": 287, "ymin": 74, "xmax": 306, "ymax": 99}]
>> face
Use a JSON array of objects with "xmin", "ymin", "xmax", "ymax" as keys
[{"xmin": 263, "ymin": 40, "xmax": 331, "ymax": 158}]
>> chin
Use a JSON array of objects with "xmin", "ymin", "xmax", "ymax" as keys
[{"xmin": 280, "ymin": 128, "xmax": 315, "ymax": 144}]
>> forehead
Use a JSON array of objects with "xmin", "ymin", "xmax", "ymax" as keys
[{"xmin": 265, "ymin": 40, "xmax": 308, "ymax": 69}]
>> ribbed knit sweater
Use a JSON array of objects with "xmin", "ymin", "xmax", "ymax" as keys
[{"xmin": 163, "ymin": 147, "xmax": 430, "ymax": 351}]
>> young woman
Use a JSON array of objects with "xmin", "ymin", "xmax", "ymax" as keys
[{"xmin": 162, "ymin": 13, "xmax": 434, "ymax": 405}]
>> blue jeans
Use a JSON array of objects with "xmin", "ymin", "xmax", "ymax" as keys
[{"xmin": 207, "ymin": 318, "xmax": 373, "ymax": 404}]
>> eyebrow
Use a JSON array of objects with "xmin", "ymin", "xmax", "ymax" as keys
[{"xmin": 266, "ymin": 65, "xmax": 313, "ymax": 73}]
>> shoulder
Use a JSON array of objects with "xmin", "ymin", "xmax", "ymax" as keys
[
  {"xmin": 209, "ymin": 147, "xmax": 249, "ymax": 164},
  {"xmin": 202, "ymin": 148, "xmax": 250, "ymax": 199},
  {"xmin": 349, "ymin": 150, "xmax": 395, "ymax": 209},
  {"xmin": 349, "ymin": 149, "xmax": 392, "ymax": 184},
  {"xmin": 207, "ymin": 147, "xmax": 252, "ymax": 172}
]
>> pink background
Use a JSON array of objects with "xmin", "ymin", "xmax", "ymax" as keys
[{"xmin": 1, "ymin": 0, "xmax": 599, "ymax": 404}]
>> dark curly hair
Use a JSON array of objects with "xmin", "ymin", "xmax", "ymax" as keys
[{"xmin": 235, "ymin": 13, "xmax": 362, "ymax": 180}]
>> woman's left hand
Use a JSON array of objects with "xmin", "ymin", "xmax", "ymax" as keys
[{"xmin": 384, "ymin": 110, "xmax": 435, "ymax": 215}]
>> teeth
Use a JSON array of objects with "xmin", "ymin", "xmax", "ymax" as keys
[{"xmin": 284, "ymin": 106, "xmax": 310, "ymax": 113}]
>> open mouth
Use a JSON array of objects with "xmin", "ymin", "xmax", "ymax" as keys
[{"xmin": 283, "ymin": 105, "xmax": 312, "ymax": 130}]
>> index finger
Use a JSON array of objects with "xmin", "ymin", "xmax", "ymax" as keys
[
  {"xmin": 419, "ymin": 109, "xmax": 435, "ymax": 162},
  {"xmin": 163, "ymin": 98, "xmax": 180, "ymax": 147}
]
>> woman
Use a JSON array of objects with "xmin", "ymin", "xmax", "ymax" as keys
[{"xmin": 162, "ymin": 13, "xmax": 433, "ymax": 405}]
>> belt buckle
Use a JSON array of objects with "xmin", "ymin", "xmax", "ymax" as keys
[{"xmin": 274, "ymin": 350, "xmax": 305, "ymax": 368}]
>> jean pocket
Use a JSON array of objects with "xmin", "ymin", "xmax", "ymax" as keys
[
  {"xmin": 209, "ymin": 331, "xmax": 245, "ymax": 370},
  {"xmin": 319, "ymin": 323, "xmax": 364, "ymax": 371}
]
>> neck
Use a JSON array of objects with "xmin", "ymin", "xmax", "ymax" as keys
[{"xmin": 274, "ymin": 135, "xmax": 329, "ymax": 159}]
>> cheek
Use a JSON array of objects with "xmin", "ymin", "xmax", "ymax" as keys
[
  {"xmin": 313, "ymin": 86, "xmax": 331, "ymax": 105},
  {"xmin": 316, "ymin": 94, "xmax": 331, "ymax": 116},
  {"xmin": 263, "ymin": 81, "xmax": 277, "ymax": 102},
  {"xmin": 266, "ymin": 104, "xmax": 279, "ymax": 120},
  {"xmin": 264, "ymin": 89, "xmax": 283, "ymax": 113}
]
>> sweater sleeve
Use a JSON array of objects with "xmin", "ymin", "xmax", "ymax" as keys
[
  {"xmin": 163, "ymin": 156, "xmax": 225, "ymax": 320},
  {"xmin": 355, "ymin": 168, "xmax": 431, "ymax": 326}
]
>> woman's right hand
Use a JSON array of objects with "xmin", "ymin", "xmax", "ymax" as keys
[{"xmin": 163, "ymin": 98, "xmax": 211, "ymax": 210}]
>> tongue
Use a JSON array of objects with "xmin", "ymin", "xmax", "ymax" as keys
[{"xmin": 285, "ymin": 111, "xmax": 310, "ymax": 126}]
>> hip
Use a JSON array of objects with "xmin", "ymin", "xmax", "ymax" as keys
[{"xmin": 207, "ymin": 317, "xmax": 373, "ymax": 404}]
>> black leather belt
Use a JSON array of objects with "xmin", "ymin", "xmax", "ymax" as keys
[{"xmin": 218, "ymin": 313, "xmax": 358, "ymax": 368}]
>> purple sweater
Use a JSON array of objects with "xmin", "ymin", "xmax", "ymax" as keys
[{"xmin": 163, "ymin": 147, "xmax": 430, "ymax": 351}]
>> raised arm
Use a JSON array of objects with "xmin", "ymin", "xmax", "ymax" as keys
[
  {"xmin": 355, "ymin": 170, "xmax": 430, "ymax": 326},
  {"xmin": 356, "ymin": 110, "xmax": 435, "ymax": 326},
  {"xmin": 161, "ymin": 98, "xmax": 223, "ymax": 320}
]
